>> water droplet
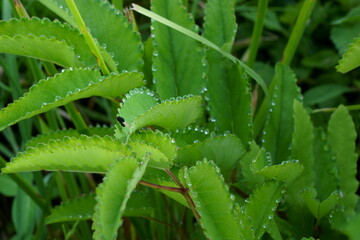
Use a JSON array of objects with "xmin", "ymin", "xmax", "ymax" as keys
[
  {"xmin": 171, "ymin": 138, "xmax": 175, "ymax": 143},
  {"xmin": 153, "ymin": 51, "xmax": 158, "ymax": 56},
  {"xmin": 194, "ymin": 140, "xmax": 199, "ymax": 143},
  {"xmin": 152, "ymin": 64, "xmax": 157, "ymax": 72}
]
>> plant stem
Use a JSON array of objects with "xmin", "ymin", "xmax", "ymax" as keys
[
  {"xmin": 282, "ymin": 0, "xmax": 316, "ymax": 65},
  {"xmin": 139, "ymin": 180, "xmax": 184, "ymax": 193},
  {"xmin": 65, "ymin": 0, "xmax": 110, "ymax": 75},
  {"xmin": 165, "ymin": 169, "xmax": 201, "ymax": 222},
  {"xmin": 247, "ymin": 0, "xmax": 269, "ymax": 68},
  {"xmin": 311, "ymin": 104, "xmax": 360, "ymax": 114}
]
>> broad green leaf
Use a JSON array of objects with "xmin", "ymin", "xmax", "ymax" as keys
[
  {"xmin": 176, "ymin": 134, "xmax": 246, "ymax": 176},
  {"xmin": 151, "ymin": 0, "xmax": 205, "ymax": 100},
  {"xmin": 132, "ymin": 4, "xmax": 268, "ymax": 95},
  {"xmin": 25, "ymin": 127, "xmax": 114, "ymax": 148},
  {"xmin": 328, "ymin": 105, "xmax": 358, "ymax": 217},
  {"xmin": 266, "ymin": 219, "xmax": 283, "ymax": 240},
  {"xmin": 2, "ymin": 136, "xmax": 129, "ymax": 173},
  {"xmin": 46, "ymin": 191, "xmax": 155, "ymax": 224},
  {"xmin": 0, "ymin": 69, "xmax": 143, "ymax": 131},
  {"xmin": 183, "ymin": 160, "xmax": 244, "ymax": 240},
  {"xmin": 40, "ymin": 0, "xmax": 143, "ymax": 72},
  {"xmin": 291, "ymin": 100, "xmax": 315, "ymax": 188},
  {"xmin": 262, "ymin": 63, "xmax": 301, "ymax": 164},
  {"xmin": 38, "ymin": 0, "xmax": 76, "ymax": 26},
  {"xmin": 302, "ymin": 189, "xmax": 339, "ymax": 221},
  {"xmin": 203, "ymin": 1, "xmax": 251, "ymax": 144},
  {"xmin": 256, "ymin": 161, "xmax": 304, "ymax": 184},
  {"xmin": 92, "ymin": 156, "xmax": 149, "ymax": 240},
  {"xmin": 336, "ymin": 36, "xmax": 360, "ymax": 73},
  {"xmin": 0, "ymin": 17, "xmax": 97, "ymax": 66},
  {"xmin": 0, "ymin": 35, "xmax": 76, "ymax": 67},
  {"xmin": 341, "ymin": 211, "xmax": 360, "ymax": 240},
  {"xmin": 244, "ymin": 181, "xmax": 284, "ymax": 240},
  {"xmin": 313, "ymin": 128, "xmax": 338, "ymax": 202}
]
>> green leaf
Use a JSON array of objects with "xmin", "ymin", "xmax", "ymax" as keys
[
  {"xmin": 46, "ymin": 191, "xmax": 155, "ymax": 224},
  {"xmin": 328, "ymin": 105, "xmax": 358, "ymax": 217},
  {"xmin": 291, "ymin": 100, "xmax": 315, "ymax": 188},
  {"xmin": 176, "ymin": 134, "xmax": 246, "ymax": 176},
  {"xmin": 331, "ymin": 22, "xmax": 360, "ymax": 55},
  {"xmin": 302, "ymin": 189, "xmax": 339, "ymax": 221},
  {"xmin": 151, "ymin": 0, "xmax": 205, "ymax": 100},
  {"xmin": 2, "ymin": 135, "xmax": 129, "ymax": 173},
  {"xmin": 256, "ymin": 161, "xmax": 304, "ymax": 184},
  {"xmin": 304, "ymin": 84, "xmax": 352, "ymax": 106},
  {"xmin": 336, "ymin": 36, "xmax": 360, "ymax": 73},
  {"xmin": 262, "ymin": 63, "xmax": 301, "ymax": 164},
  {"xmin": 203, "ymin": 1, "xmax": 251, "ymax": 144},
  {"xmin": 171, "ymin": 125, "xmax": 214, "ymax": 148},
  {"xmin": 313, "ymin": 128, "xmax": 338, "ymax": 202},
  {"xmin": 183, "ymin": 160, "xmax": 244, "ymax": 240},
  {"xmin": 40, "ymin": 0, "xmax": 143, "ymax": 72},
  {"xmin": 0, "ymin": 17, "xmax": 97, "ymax": 67},
  {"xmin": 25, "ymin": 126, "xmax": 114, "ymax": 148},
  {"xmin": 341, "ymin": 211, "xmax": 360, "ymax": 240},
  {"xmin": 243, "ymin": 181, "xmax": 284, "ymax": 240},
  {"xmin": 301, "ymin": 49, "xmax": 339, "ymax": 69},
  {"xmin": 92, "ymin": 156, "xmax": 149, "ymax": 240},
  {"xmin": 0, "ymin": 35, "xmax": 76, "ymax": 67},
  {"xmin": 0, "ymin": 69, "xmax": 143, "ymax": 131}
]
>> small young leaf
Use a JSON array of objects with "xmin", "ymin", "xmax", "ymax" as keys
[
  {"xmin": 170, "ymin": 125, "xmax": 213, "ymax": 148},
  {"xmin": 0, "ymin": 69, "xmax": 143, "ymax": 131},
  {"xmin": 184, "ymin": 160, "xmax": 244, "ymax": 240},
  {"xmin": 92, "ymin": 156, "xmax": 149, "ymax": 240},
  {"xmin": 151, "ymin": 0, "xmax": 205, "ymax": 100},
  {"xmin": 336, "ymin": 36, "xmax": 360, "ymax": 73},
  {"xmin": 328, "ymin": 105, "xmax": 358, "ymax": 217},
  {"xmin": 302, "ymin": 189, "xmax": 339, "ymax": 221},
  {"xmin": 2, "ymin": 136, "xmax": 129, "ymax": 173}
]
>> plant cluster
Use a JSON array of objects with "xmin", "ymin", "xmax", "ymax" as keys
[{"xmin": 0, "ymin": 0, "xmax": 359, "ymax": 239}]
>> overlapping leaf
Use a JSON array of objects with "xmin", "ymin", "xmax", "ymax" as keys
[
  {"xmin": 0, "ymin": 69, "xmax": 143, "ymax": 131},
  {"xmin": 2, "ymin": 136, "xmax": 129, "ymax": 173},
  {"xmin": 151, "ymin": 0, "xmax": 205, "ymax": 100},
  {"xmin": 92, "ymin": 156, "xmax": 149, "ymax": 240},
  {"xmin": 183, "ymin": 160, "xmax": 244, "ymax": 240},
  {"xmin": 336, "ymin": 36, "xmax": 360, "ymax": 73},
  {"xmin": 40, "ymin": 0, "xmax": 143, "ymax": 71}
]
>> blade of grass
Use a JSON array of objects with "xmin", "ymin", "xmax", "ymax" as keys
[
  {"xmin": 131, "ymin": 3, "xmax": 268, "ymax": 96},
  {"xmin": 282, "ymin": 0, "xmax": 316, "ymax": 65}
]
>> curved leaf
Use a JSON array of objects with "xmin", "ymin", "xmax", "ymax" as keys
[
  {"xmin": 243, "ymin": 181, "xmax": 284, "ymax": 240},
  {"xmin": 336, "ymin": 36, "xmax": 360, "ymax": 73},
  {"xmin": 0, "ymin": 17, "xmax": 97, "ymax": 66},
  {"xmin": 0, "ymin": 35, "xmax": 76, "ymax": 67},
  {"xmin": 176, "ymin": 134, "xmax": 245, "ymax": 176},
  {"xmin": 39, "ymin": 0, "xmax": 143, "ymax": 72},
  {"xmin": 25, "ymin": 126, "xmax": 114, "ymax": 148},
  {"xmin": 46, "ymin": 190, "xmax": 155, "ymax": 224},
  {"xmin": 92, "ymin": 156, "xmax": 149, "ymax": 240},
  {"xmin": 151, "ymin": 0, "xmax": 205, "ymax": 100},
  {"xmin": 2, "ymin": 135, "xmax": 129, "ymax": 173},
  {"xmin": 171, "ymin": 125, "xmax": 214, "ymax": 148},
  {"xmin": 183, "ymin": 160, "xmax": 243, "ymax": 240},
  {"xmin": 256, "ymin": 161, "xmax": 304, "ymax": 184},
  {"xmin": 0, "ymin": 69, "xmax": 144, "ymax": 131}
]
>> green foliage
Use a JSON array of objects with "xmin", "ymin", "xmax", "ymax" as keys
[
  {"xmin": 151, "ymin": 0, "xmax": 205, "ymax": 100},
  {"xmin": 0, "ymin": 0, "xmax": 359, "ymax": 239}
]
